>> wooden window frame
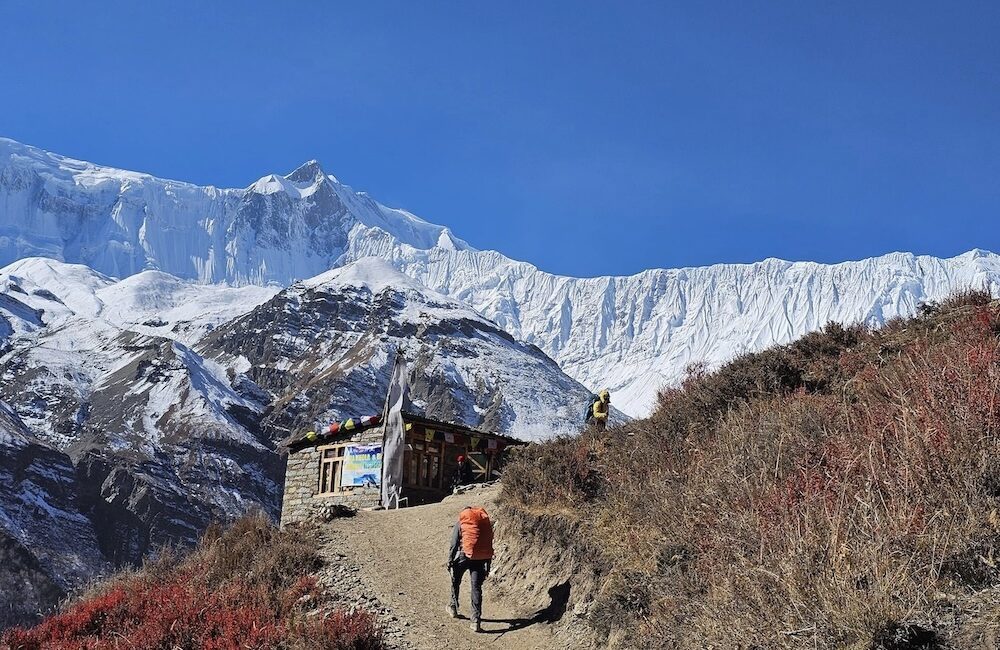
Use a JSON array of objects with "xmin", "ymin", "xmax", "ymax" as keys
[{"xmin": 317, "ymin": 444, "xmax": 347, "ymax": 495}]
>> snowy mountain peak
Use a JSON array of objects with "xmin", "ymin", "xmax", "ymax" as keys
[
  {"xmin": 301, "ymin": 256, "xmax": 424, "ymax": 295},
  {"xmin": 0, "ymin": 136, "xmax": 476, "ymax": 284},
  {"xmin": 436, "ymin": 229, "xmax": 462, "ymax": 251},
  {"xmin": 202, "ymin": 262, "xmax": 593, "ymax": 442},
  {"xmin": 0, "ymin": 258, "xmax": 114, "ymax": 319},
  {"xmin": 0, "ymin": 257, "xmax": 278, "ymax": 346},
  {"xmin": 285, "ymin": 159, "xmax": 328, "ymax": 184},
  {"xmin": 248, "ymin": 160, "xmax": 331, "ymax": 199},
  {"xmin": 249, "ymin": 173, "xmax": 291, "ymax": 195},
  {"xmin": 297, "ymin": 257, "xmax": 489, "ymax": 328}
]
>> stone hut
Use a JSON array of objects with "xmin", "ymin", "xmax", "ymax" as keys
[{"xmin": 280, "ymin": 411, "xmax": 524, "ymax": 527}]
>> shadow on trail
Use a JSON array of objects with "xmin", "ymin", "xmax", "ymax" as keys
[{"xmin": 482, "ymin": 581, "xmax": 571, "ymax": 635}]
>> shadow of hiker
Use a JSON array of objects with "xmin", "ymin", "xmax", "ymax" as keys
[{"xmin": 482, "ymin": 581, "xmax": 571, "ymax": 635}]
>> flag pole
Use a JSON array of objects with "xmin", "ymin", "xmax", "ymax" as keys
[{"xmin": 379, "ymin": 347, "xmax": 402, "ymax": 506}]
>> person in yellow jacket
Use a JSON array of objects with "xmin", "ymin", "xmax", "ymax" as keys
[{"xmin": 590, "ymin": 389, "xmax": 610, "ymax": 431}]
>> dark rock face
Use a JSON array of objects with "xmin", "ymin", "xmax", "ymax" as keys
[
  {"xmin": 198, "ymin": 266, "xmax": 589, "ymax": 442},
  {"xmin": 0, "ymin": 535, "xmax": 66, "ymax": 630},
  {"xmin": 233, "ymin": 165, "xmax": 351, "ymax": 256},
  {"xmin": 61, "ymin": 336, "xmax": 283, "ymax": 564},
  {"xmin": 0, "ymin": 403, "xmax": 107, "ymax": 628}
]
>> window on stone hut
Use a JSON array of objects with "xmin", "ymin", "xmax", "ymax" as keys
[{"xmin": 318, "ymin": 445, "xmax": 346, "ymax": 494}]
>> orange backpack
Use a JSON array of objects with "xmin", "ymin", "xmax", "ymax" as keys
[{"xmin": 459, "ymin": 507, "xmax": 495, "ymax": 560}]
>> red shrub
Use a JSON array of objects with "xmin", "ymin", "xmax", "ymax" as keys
[
  {"xmin": 293, "ymin": 610, "xmax": 386, "ymax": 650},
  {"xmin": 2, "ymin": 517, "xmax": 385, "ymax": 650}
]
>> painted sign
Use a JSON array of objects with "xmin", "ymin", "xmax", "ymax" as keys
[{"xmin": 342, "ymin": 443, "xmax": 383, "ymax": 487}]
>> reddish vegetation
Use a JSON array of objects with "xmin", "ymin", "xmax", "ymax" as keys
[
  {"xmin": 2, "ymin": 515, "xmax": 384, "ymax": 650},
  {"xmin": 503, "ymin": 290, "xmax": 1000, "ymax": 648}
]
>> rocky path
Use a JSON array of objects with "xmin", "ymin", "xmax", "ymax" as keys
[{"xmin": 316, "ymin": 485, "xmax": 563, "ymax": 650}]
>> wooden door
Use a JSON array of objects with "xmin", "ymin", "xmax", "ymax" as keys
[{"xmin": 467, "ymin": 452, "xmax": 489, "ymax": 482}]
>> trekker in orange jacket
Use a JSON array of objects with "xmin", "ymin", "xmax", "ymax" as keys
[{"xmin": 445, "ymin": 506, "xmax": 495, "ymax": 633}]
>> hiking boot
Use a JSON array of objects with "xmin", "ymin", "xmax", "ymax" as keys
[
  {"xmin": 445, "ymin": 603, "xmax": 458, "ymax": 619},
  {"xmin": 470, "ymin": 619, "xmax": 482, "ymax": 633}
]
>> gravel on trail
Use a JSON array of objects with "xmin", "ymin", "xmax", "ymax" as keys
[{"xmin": 315, "ymin": 484, "xmax": 564, "ymax": 650}]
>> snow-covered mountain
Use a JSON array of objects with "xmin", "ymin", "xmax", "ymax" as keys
[
  {"xmin": 0, "ymin": 258, "xmax": 284, "ymax": 563},
  {"xmin": 3, "ymin": 136, "xmax": 1000, "ymax": 416},
  {"xmin": 385, "ymin": 248, "xmax": 1000, "ymax": 414},
  {"xmin": 0, "ymin": 137, "xmax": 465, "ymax": 285},
  {"xmin": 4, "ymin": 135, "xmax": 1000, "ymax": 626},
  {"xmin": 0, "ymin": 255, "xmax": 595, "ymax": 625},
  {"xmin": 198, "ymin": 257, "xmax": 592, "ymax": 440}
]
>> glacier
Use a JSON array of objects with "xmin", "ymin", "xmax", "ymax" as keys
[{"xmin": 2, "ymin": 136, "xmax": 999, "ymax": 415}]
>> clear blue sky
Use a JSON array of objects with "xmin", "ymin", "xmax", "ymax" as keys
[{"xmin": 1, "ymin": 1, "xmax": 997, "ymax": 277}]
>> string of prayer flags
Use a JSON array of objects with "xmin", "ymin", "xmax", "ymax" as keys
[
  {"xmin": 297, "ymin": 413, "xmax": 514, "ymax": 455},
  {"xmin": 303, "ymin": 414, "xmax": 383, "ymax": 445}
]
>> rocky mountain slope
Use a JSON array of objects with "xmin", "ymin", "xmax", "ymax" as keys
[
  {"xmin": 3, "ymin": 137, "xmax": 998, "ymax": 415},
  {"xmin": 0, "ymin": 255, "xmax": 593, "ymax": 626},
  {"xmin": 199, "ymin": 257, "xmax": 591, "ymax": 440},
  {"xmin": 0, "ymin": 401, "xmax": 107, "ymax": 629},
  {"xmin": 0, "ymin": 258, "xmax": 284, "ymax": 566}
]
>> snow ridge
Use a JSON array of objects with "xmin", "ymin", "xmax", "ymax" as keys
[
  {"xmin": 3, "ymin": 137, "xmax": 1000, "ymax": 414},
  {"xmin": 0, "ymin": 137, "xmax": 469, "ymax": 285},
  {"xmin": 374, "ymin": 247, "xmax": 1000, "ymax": 415}
]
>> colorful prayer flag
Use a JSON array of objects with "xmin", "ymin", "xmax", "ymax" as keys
[{"xmin": 444, "ymin": 432, "xmax": 455, "ymax": 444}]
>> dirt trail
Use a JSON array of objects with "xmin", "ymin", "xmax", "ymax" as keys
[{"xmin": 317, "ymin": 484, "xmax": 563, "ymax": 650}]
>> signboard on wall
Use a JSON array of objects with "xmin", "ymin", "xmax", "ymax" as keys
[{"xmin": 342, "ymin": 444, "xmax": 383, "ymax": 487}]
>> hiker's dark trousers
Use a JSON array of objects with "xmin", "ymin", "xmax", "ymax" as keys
[{"xmin": 450, "ymin": 558, "xmax": 487, "ymax": 622}]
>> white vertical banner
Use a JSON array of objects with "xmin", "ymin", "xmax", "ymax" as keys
[{"xmin": 380, "ymin": 352, "xmax": 408, "ymax": 508}]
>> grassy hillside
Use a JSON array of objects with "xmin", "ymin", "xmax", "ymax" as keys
[
  {"xmin": 501, "ymin": 291, "xmax": 1000, "ymax": 649},
  {"xmin": 1, "ymin": 515, "xmax": 385, "ymax": 650}
]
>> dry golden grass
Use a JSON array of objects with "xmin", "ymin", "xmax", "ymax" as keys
[{"xmin": 502, "ymin": 290, "xmax": 1000, "ymax": 649}]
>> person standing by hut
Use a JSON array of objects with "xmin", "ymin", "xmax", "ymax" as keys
[{"xmin": 452, "ymin": 454, "xmax": 474, "ymax": 492}]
